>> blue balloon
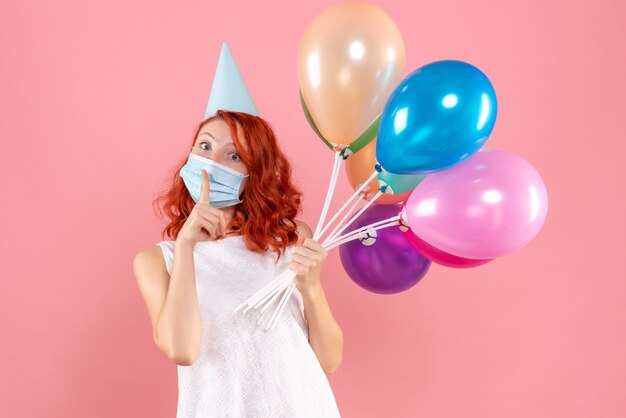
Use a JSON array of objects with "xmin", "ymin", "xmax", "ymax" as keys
[{"xmin": 376, "ymin": 60, "xmax": 498, "ymax": 174}]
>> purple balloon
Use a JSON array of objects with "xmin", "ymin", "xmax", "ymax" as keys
[{"xmin": 338, "ymin": 203, "xmax": 431, "ymax": 294}]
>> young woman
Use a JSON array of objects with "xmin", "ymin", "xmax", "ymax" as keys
[{"xmin": 133, "ymin": 110, "xmax": 343, "ymax": 417}]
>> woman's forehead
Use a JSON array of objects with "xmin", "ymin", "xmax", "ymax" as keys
[
  {"xmin": 197, "ymin": 119, "xmax": 247, "ymax": 151},
  {"xmin": 198, "ymin": 119, "xmax": 235, "ymax": 142}
]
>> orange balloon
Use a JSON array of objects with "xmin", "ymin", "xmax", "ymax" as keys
[
  {"xmin": 297, "ymin": 2, "xmax": 405, "ymax": 146},
  {"xmin": 344, "ymin": 137, "xmax": 410, "ymax": 205}
]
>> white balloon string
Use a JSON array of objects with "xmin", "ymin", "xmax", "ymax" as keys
[
  {"xmin": 313, "ymin": 151, "xmax": 343, "ymax": 240},
  {"xmin": 269, "ymin": 281, "xmax": 298, "ymax": 330},
  {"xmin": 316, "ymin": 169, "xmax": 378, "ymax": 241},
  {"xmin": 323, "ymin": 214, "xmax": 401, "ymax": 248},
  {"xmin": 253, "ymin": 272, "xmax": 293, "ymax": 310},
  {"xmin": 266, "ymin": 280, "xmax": 296, "ymax": 330},
  {"xmin": 324, "ymin": 221, "xmax": 402, "ymax": 251},
  {"xmin": 261, "ymin": 280, "xmax": 294, "ymax": 329},
  {"xmin": 324, "ymin": 190, "xmax": 384, "ymax": 245},
  {"xmin": 234, "ymin": 268, "xmax": 291, "ymax": 313},
  {"xmin": 324, "ymin": 192, "xmax": 364, "ymax": 244},
  {"xmin": 258, "ymin": 270, "xmax": 297, "ymax": 313},
  {"xmin": 262, "ymin": 219, "xmax": 402, "ymax": 329}
]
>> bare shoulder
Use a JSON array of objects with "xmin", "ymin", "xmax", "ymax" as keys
[
  {"xmin": 283, "ymin": 218, "xmax": 313, "ymax": 242},
  {"xmin": 133, "ymin": 245, "xmax": 167, "ymax": 275},
  {"xmin": 294, "ymin": 219, "xmax": 313, "ymax": 239},
  {"xmin": 133, "ymin": 245, "xmax": 170, "ymax": 290}
]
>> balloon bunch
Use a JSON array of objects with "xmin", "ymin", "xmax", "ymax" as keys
[{"xmin": 235, "ymin": 1, "xmax": 548, "ymax": 330}]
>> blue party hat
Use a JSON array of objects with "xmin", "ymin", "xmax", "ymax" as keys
[{"xmin": 204, "ymin": 42, "xmax": 259, "ymax": 119}]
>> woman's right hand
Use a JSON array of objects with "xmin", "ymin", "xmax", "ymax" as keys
[{"xmin": 177, "ymin": 169, "xmax": 227, "ymax": 248}]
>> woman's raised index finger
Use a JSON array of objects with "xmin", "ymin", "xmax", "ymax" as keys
[{"xmin": 200, "ymin": 169, "xmax": 211, "ymax": 205}]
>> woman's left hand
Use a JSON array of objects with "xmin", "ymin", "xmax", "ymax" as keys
[{"xmin": 289, "ymin": 238, "xmax": 328, "ymax": 296}]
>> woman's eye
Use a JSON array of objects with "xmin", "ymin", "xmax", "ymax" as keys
[
  {"xmin": 200, "ymin": 142, "xmax": 211, "ymax": 151},
  {"xmin": 230, "ymin": 153, "xmax": 241, "ymax": 161}
]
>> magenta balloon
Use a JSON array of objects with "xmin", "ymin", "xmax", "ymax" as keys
[
  {"xmin": 402, "ymin": 227, "xmax": 493, "ymax": 268},
  {"xmin": 405, "ymin": 149, "xmax": 548, "ymax": 259}
]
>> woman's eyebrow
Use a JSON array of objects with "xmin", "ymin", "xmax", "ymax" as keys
[
  {"xmin": 199, "ymin": 132, "xmax": 215, "ymax": 139},
  {"xmin": 198, "ymin": 132, "xmax": 235, "ymax": 147}
]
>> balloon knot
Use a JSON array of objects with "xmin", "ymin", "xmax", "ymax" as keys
[
  {"xmin": 374, "ymin": 164, "xmax": 383, "ymax": 173},
  {"xmin": 339, "ymin": 147, "xmax": 352, "ymax": 160}
]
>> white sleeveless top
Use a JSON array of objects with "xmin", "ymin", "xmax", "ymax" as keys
[{"xmin": 156, "ymin": 235, "xmax": 341, "ymax": 418}]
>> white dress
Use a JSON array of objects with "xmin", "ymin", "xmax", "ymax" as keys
[{"xmin": 156, "ymin": 235, "xmax": 341, "ymax": 418}]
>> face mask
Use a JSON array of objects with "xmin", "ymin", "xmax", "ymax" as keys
[{"xmin": 179, "ymin": 153, "xmax": 249, "ymax": 208}]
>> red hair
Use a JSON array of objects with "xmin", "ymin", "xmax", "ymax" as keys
[{"xmin": 153, "ymin": 110, "xmax": 303, "ymax": 261}]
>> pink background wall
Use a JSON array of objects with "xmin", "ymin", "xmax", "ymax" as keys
[{"xmin": 1, "ymin": 0, "xmax": 625, "ymax": 417}]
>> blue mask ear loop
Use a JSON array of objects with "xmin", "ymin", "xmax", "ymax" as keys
[{"xmin": 237, "ymin": 174, "xmax": 250, "ymax": 203}]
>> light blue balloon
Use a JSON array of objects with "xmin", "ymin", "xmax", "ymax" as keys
[
  {"xmin": 376, "ymin": 60, "xmax": 498, "ymax": 174},
  {"xmin": 378, "ymin": 167, "xmax": 425, "ymax": 194}
]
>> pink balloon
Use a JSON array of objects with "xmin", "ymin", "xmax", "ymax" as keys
[
  {"xmin": 400, "ymin": 202, "xmax": 493, "ymax": 268},
  {"xmin": 405, "ymin": 149, "xmax": 548, "ymax": 259}
]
